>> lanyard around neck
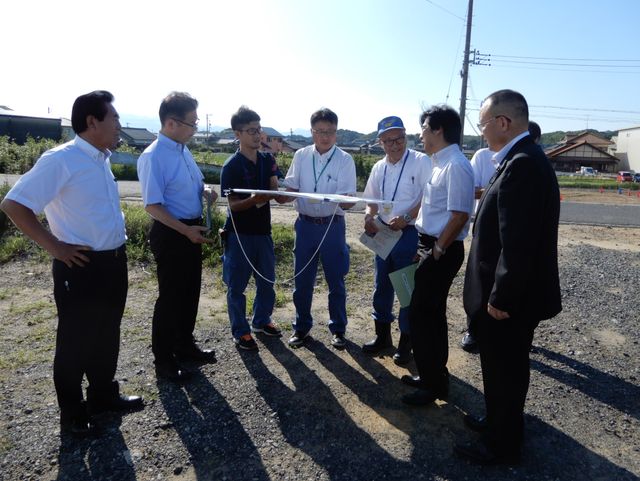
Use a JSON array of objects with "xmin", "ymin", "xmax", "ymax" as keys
[
  {"xmin": 312, "ymin": 146, "xmax": 337, "ymax": 193},
  {"xmin": 382, "ymin": 150, "xmax": 409, "ymax": 201}
]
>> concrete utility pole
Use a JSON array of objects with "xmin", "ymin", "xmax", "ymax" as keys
[{"xmin": 459, "ymin": 0, "xmax": 474, "ymax": 146}]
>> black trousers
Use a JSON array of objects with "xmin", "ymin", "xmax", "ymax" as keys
[
  {"xmin": 149, "ymin": 219, "xmax": 202, "ymax": 362},
  {"xmin": 52, "ymin": 245, "xmax": 128, "ymax": 414},
  {"xmin": 475, "ymin": 312, "xmax": 538, "ymax": 454},
  {"xmin": 409, "ymin": 234, "xmax": 464, "ymax": 389}
]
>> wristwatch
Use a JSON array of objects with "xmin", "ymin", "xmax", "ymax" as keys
[{"xmin": 402, "ymin": 213, "xmax": 412, "ymax": 223}]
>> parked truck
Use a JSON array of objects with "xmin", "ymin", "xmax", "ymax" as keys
[{"xmin": 576, "ymin": 166, "xmax": 596, "ymax": 176}]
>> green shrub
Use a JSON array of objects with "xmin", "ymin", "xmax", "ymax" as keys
[
  {"xmin": 122, "ymin": 203, "xmax": 153, "ymax": 263},
  {"xmin": 0, "ymin": 136, "xmax": 60, "ymax": 174},
  {"xmin": 0, "ymin": 236, "xmax": 33, "ymax": 263},
  {"xmin": 112, "ymin": 164, "xmax": 138, "ymax": 181},
  {"xmin": 557, "ymin": 177, "xmax": 639, "ymax": 191}
]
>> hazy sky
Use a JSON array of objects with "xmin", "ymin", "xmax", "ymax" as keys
[{"xmin": 3, "ymin": 0, "xmax": 639, "ymax": 136}]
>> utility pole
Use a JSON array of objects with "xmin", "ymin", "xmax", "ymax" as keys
[{"xmin": 458, "ymin": 0, "xmax": 474, "ymax": 146}]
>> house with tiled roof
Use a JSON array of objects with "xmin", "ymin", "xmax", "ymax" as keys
[
  {"xmin": 545, "ymin": 131, "xmax": 619, "ymax": 173},
  {"xmin": 119, "ymin": 127, "xmax": 157, "ymax": 150}
]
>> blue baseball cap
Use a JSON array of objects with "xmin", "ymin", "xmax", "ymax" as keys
[{"xmin": 377, "ymin": 116, "xmax": 405, "ymax": 136}]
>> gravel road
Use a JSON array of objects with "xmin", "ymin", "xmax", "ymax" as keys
[{"xmin": 0, "ymin": 200, "xmax": 639, "ymax": 480}]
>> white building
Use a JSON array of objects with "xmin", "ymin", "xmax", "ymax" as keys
[{"xmin": 615, "ymin": 126, "xmax": 640, "ymax": 173}]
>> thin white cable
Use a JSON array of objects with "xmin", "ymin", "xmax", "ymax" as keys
[{"xmin": 227, "ymin": 201, "xmax": 340, "ymax": 285}]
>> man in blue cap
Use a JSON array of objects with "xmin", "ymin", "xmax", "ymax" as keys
[{"xmin": 362, "ymin": 116, "xmax": 431, "ymax": 364}]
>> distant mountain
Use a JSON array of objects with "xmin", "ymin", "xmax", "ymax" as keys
[{"xmin": 119, "ymin": 114, "xmax": 161, "ymax": 133}]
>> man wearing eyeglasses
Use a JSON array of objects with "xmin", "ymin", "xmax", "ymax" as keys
[
  {"xmin": 283, "ymin": 108, "xmax": 357, "ymax": 349},
  {"xmin": 361, "ymin": 116, "xmax": 431, "ymax": 364},
  {"xmin": 220, "ymin": 106, "xmax": 284, "ymax": 351},
  {"xmin": 138, "ymin": 92, "xmax": 218, "ymax": 383},
  {"xmin": 401, "ymin": 105, "xmax": 474, "ymax": 406},
  {"xmin": 455, "ymin": 90, "xmax": 560, "ymax": 465}
]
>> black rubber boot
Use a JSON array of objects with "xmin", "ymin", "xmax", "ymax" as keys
[
  {"xmin": 362, "ymin": 322, "xmax": 392, "ymax": 354},
  {"xmin": 393, "ymin": 333, "xmax": 412, "ymax": 365}
]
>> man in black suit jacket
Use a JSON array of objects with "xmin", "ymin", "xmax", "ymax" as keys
[{"xmin": 455, "ymin": 90, "xmax": 562, "ymax": 465}]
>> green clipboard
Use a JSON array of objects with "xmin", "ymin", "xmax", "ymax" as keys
[{"xmin": 388, "ymin": 263, "xmax": 418, "ymax": 308}]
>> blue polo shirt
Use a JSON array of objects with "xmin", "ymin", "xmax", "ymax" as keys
[{"xmin": 221, "ymin": 150, "xmax": 277, "ymax": 235}]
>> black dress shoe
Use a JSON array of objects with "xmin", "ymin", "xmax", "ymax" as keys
[
  {"xmin": 400, "ymin": 374, "xmax": 425, "ymax": 388},
  {"xmin": 155, "ymin": 360, "xmax": 191, "ymax": 383},
  {"xmin": 454, "ymin": 442, "xmax": 520, "ymax": 466},
  {"xmin": 174, "ymin": 344, "xmax": 217, "ymax": 364},
  {"xmin": 90, "ymin": 395, "xmax": 144, "ymax": 415},
  {"xmin": 60, "ymin": 416, "xmax": 98, "ymax": 437},
  {"xmin": 60, "ymin": 402, "xmax": 97, "ymax": 438},
  {"xmin": 463, "ymin": 414, "xmax": 488, "ymax": 432},
  {"xmin": 460, "ymin": 331, "xmax": 479, "ymax": 353}
]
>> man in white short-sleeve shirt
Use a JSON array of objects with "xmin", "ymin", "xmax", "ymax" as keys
[
  {"xmin": 1, "ymin": 91, "xmax": 143, "ymax": 437},
  {"xmin": 283, "ymin": 108, "xmax": 356, "ymax": 350},
  {"xmin": 401, "ymin": 105, "xmax": 474, "ymax": 407},
  {"xmin": 361, "ymin": 115, "xmax": 431, "ymax": 364}
]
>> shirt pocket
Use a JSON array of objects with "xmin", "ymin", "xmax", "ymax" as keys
[{"xmin": 425, "ymin": 180, "xmax": 447, "ymax": 206}]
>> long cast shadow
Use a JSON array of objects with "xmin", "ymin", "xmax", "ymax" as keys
[
  {"xmin": 56, "ymin": 416, "xmax": 136, "ymax": 481},
  {"xmin": 531, "ymin": 346, "xmax": 640, "ymax": 419},
  {"xmin": 157, "ymin": 367, "xmax": 267, "ymax": 481},
  {"xmin": 253, "ymin": 339, "xmax": 638, "ymax": 480},
  {"xmin": 242, "ymin": 338, "xmax": 416, "ymax": 480}
]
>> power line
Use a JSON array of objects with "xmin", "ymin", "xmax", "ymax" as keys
[
  {"xmin": 530, "ymin": 105, "xmax": 640, "ymax": 115},
  {"xmin": 491, "ymin": 54, "xmax": 640, "ymax": 62},
  {"xmin": 491, "ymin": 59, "xmax": 640, "ymax": 68},
  {"xmin": 489, "ymin": 64, "xmax": 640, "ymax": 75},
  {"xmin": 423, "ymin": 0, "xmax": 466, "ymax": 21}
]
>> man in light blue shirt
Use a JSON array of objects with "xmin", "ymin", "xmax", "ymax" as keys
[{"xmin": 138, "ymin": 92, "xmax": 217, "ymax": 383}]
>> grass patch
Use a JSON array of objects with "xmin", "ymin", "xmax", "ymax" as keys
[
  {"xmin": 9, "ymin": 299, "xmax": 54, "ymax": 316},
  {"xmin": 557, "ymin": 177, "xmax": 639, "ymax": 190}
]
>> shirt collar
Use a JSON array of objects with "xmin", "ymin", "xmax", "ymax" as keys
[
  {"xmin": 313, "ymin": 144, "xmax": 336, "ymax": 159},
  {"xmin": 493, "ymin": 131, "xmax": 530, "ymax": 166},
  {"xmin": 158, "ymin": 132, "xmax": 185, "ymax": 152},
  {"xmin": 73, "ymin": 135, "xmax": 110, "ymax": 162},
  {"xmin": 431, "ymin": 143, "xmax": 460, "ymax": 166},
  {"xmin": 385, "ymin": 149, "xmax": 408, "ymax": 167}
]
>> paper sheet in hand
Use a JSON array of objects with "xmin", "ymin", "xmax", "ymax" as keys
[
  {"xmin": 388, "ymin": 263, "xmax": 418, "ymax": 308},
  {"xmin": 358, "ymin": 218, "xmax": 402, "ymax": 260}
]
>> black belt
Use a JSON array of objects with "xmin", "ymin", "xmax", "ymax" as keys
[
  {"xmin": 85, "ymin": 244, "xmax": 126, "ymax": 258},
  {"xmin": 299, "ymin": 214, "xmax": 343, "ymax": 225},
  {"xmin": 179, "ymin": 217, "xmax": 202, "ymax": 226},
  {"xmin": 379, "ymin": 217, "xmax": 415, "ymax": 231},
  {"xmin": 419, "ymin": 234, "xmax": 462, "ymax": 245}
]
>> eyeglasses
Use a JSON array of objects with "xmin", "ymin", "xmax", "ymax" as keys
[
  {"xmin": 476, "ymin": 115, "xmax": 511, "ymax": 131},
  {"xmin": 171, "ymin": 117, "xmax": 199, "ymax": 129},
  {"xmin": 239, "ymin": 127, "xmax": 262, "ymax": 135},
  {"xmin": 380, "ymin": 135, "xmax": 406, "ymax": 146},
  {"xmin": 312, "ymin": 128, "xmax": 337, "ymax": 137}
]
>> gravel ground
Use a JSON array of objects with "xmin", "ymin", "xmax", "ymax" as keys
[{"xmin": 0, "ymin": 206, "xmax": 639, "ymax": 481}]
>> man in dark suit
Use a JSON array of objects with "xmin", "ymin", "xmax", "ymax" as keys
[{"xmin": 455, "ymin": 90, "xmax": 562, "ymax": 465}]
